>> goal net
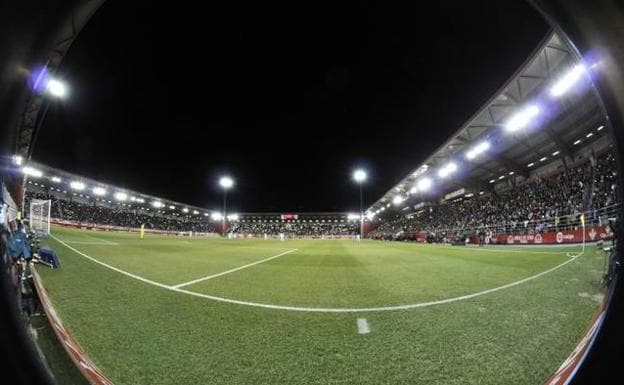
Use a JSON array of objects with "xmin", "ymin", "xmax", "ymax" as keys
[{"xmin": 30, "ymin": 199, "xmax": 51, "ymax": 236}]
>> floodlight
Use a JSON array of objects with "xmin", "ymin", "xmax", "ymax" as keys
[
  {"xmin": 466, "ymin": 141, "xmax": 490, "ymax": 160},
  {"xmin": 393, "ymin": 195, "xmax": 404, "ymax": 205},
  {"xmin": 573, "ymin": 139, "xmax": 582, "ymax": 145},
  {"xmin": 366, "ymin": 212, "xmax": 375, "ymax": 220},
  {"xmin": 169, "ymin": 205, "xmax": 175, "ymax": 209},
  {"xmin": 527, "ymin": 162, "xmax": 535, "ymax": 167},
  {"xmin": 12, "ymin": 155, "xmax": 23, "ymax": 166},
  {"xmin": 505, "ymin": 105, "xmax": 540, "ymax": 132},
  {"xmin": 597, "ymin": 125, "xmax": 604, "ymax": 131},
  {"xmin": 540, "ymin": 157, "xmax": 547, "ymax": 162},
  {"xmin": 437, "ymin": 162, "xmax": 457, "ymax": 178},
  {"xmin": 51, "ymin": 176, "xmax": 61, "ymax": 183},
  {"xmin": 417, "ymin": 177, "xmax": 432, "ymax": 191},
  {"xmin": 204, "ymin": 213, "xmax": 209, "ymax": 216},
  {"xmin": 114, "ymin": 192, "xmax": 128, "ymax": 201},
  {"xmin": 193, "ymin": 210, "xmax": 199, "ymax": 215},
  {"xmin": 498, "ymin": 175, "xmax": 505, "ymax": 180},
  {"xmin": 549, "ymin": 64, "xmax": 586, "ymax": 97},
  {"xmin": 353, "ymin": 169, "xmax": 367, "ymax": 183},
  {"xmin": 211, "ymin": 212, "xmax": 223, "ymax": 220},
  {"xmin": 552, "ymin": 151, "xmax": 560, "ymax": 156},
  {"xmin": 70, "ymin": 181, "xmax": 85, "ymax": 190},
  {"xmin": 92, "ymin": 187, "xmax": 107, "ymax": 196},
  {"xmin": 227, "ymin": 214, "xmax": 239, "ymax": 221},
  {"xmin": 22, "ymin": 166, "xmax": 43, "ymax": 178},
  {"xmin": 152, "ymin": 201, "xmax": 164, "ymax": 208},
  {"xmin": 586, "ymin": 132, "xmax": 593, "ymax": 138},
  {"xmin": 219, "ymin": 176, "xmax": 234, "ymax": 189},
  {"xmin": 46, "ymin": 78, "xmax": 68, "ymax": 98},
  {"xmin": 182, "ymin": 208, "xmax": 189, "ymax": 213},
  {"xmin": 347, "ymin": 213, "xmax": 360, "ymax": 220}
]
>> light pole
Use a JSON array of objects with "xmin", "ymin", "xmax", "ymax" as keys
[
  {"xmin": 352, "ymin": 169, "xmax": 367, "ymax": 241},
  {"xmin": 219, "ymin": 176, "xmax": 234, "ymax": 236}
]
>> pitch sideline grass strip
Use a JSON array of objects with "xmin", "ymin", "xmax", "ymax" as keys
[
  {"xmin": 50, "ymin": 234, "xmax": 587, "ymax": 313},
  {"xmin": 172, "ymin": 248, "xmax": 298, "ymax": 288}
]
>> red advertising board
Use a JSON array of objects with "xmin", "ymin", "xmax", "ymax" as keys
[{"xmin": 491, "ymin": 226, "xmax": 612, "ymax": 245}]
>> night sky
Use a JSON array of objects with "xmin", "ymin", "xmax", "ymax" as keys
[{"xmin": 33, "ymin": 1, "xmax": 548, "ymax": 213}]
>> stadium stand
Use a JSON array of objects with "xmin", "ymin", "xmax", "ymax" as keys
[{"xmin": 369, "ymin": 151, "xmax": 618, "ymax": 241}]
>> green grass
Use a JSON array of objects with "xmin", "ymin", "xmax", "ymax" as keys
[{"xmin": 36, "ymin": 225, "xmax": 606, "ymax": 384}]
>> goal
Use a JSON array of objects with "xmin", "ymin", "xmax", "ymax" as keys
[{"xmin": 29, "ymin": 199, "xmax": 51, "ymax": 236}]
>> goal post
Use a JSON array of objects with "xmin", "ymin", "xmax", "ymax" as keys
[{"xmin": 29, "ymin": 199, "xmax": 51, "ymax": 236}]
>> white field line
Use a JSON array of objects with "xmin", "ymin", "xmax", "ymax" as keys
[
  {"xmin": 357, "ymin": 318, "xmax": 370, "ymax": 334},
  {"xmin": 63, "ymin": 240, "xmax": 119, "ymax": 246},
  {"xmin": 50, "ymin": 234, "xmax": 584, "ymax": 313},
  {"xmin": 84, "ymin": 235, "xmax": 119, "ymax": 245},
  {"xmin": 172, "ymin": 249, "xmax": 298, "ymax": 288}
]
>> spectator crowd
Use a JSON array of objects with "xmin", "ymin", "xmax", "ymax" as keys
[{"xmin": 369, "ymin": 152, "xmax": 618, "ymax": 240}]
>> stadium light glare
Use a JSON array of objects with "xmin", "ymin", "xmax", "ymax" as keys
[
  {"xmin": 169, "ymin": 205, "xmax": 175, "ymax": 209},
  {"xmin": 586, "ymin": 132, "xmax": 593, "ymax": 138},
  {"xmin": 504, "ymin": 105, "xmax": 540, "ymax": 132},
  {"xmin": 498, "ymin": 175, "xmax": 505, "ymax": 180},
  {"xmin": 552, "ymin": 151, "xmax": 560, "ymax": 156},
  {"xmin": 466, "ymin": 141, "xmax": 490, "ymax": 160},
  {"xmin": 12, "ymin": 155, "xmax": 23, "ymax": 166},
  {"xmin": 182, "ymin": 208, "xmax": 189, "ymax": 213},
  {"xmin": 227, "ymin": 214, "xmax": 239, "ymax": 221},
  {"xmin": 540, "ymin": 157, "xmax": 547, "ymax": 162},
  {"xmin": 549, "ymin": 64, "xmax": 586, "ymax": 97},
  {"xmin": 211, "ymin": 212, "xmax": 223, "ymax": 220},
  {"xmin": 597, "ymin": 125, "xmax": 604, "ymax": 131},
  {"xmin": 417, "ymin": 177, "xmax": 432, "ymax": 191},
  {"xmin": 46, "ymin": 78, "xmax": 68, "ymax": 98},
  {"xmin": 192, "ymin": 210, "xmax": 199, "ymax": 215},
  {"xmin": 353, "ymin": 169, "xmax": 367, "ymax": 183},
  {"xmin": 366, "ymin": 212, "xmax": 375, "ymax": 220},
  {"xmin": 152, "ymin": 201, "xmax": 164, "ymax": 208},
  {"xmin": 92, "ymin": 187, "xmax": 107, "ymax": 196},
  {"xmin": 509, "ymin": 171, "xmax": 514, "ymax": 175},
  {"xmin": 527, "ymin": 162, "xmax": 535, "ymax": 167},
  {"xmin": 136, "ymin": 198, "xmax": 145, "ymax": 203},
  {"xmin": 70, "ymin": 181, "xmax": 85, "ymax": 190},
  {"xmin": 22, "ymin": 166, "xmax": 43, "ymax": 178},
  {"xmin": 114, "ymin": 192, "xmax": 128, "ymax": 201},
  {"xmin": 573, "ymin": 139, "xmax": 582, "ymax": 145},
  {"xmin": 219, "ymin": 176, "xmax": 234, "ymax": 189},
  {"xmin": 347, "ymin": 213, "xmax": 360, "ymax": 220},
  {"xmin": 51, "ymin": 176, "xmax": 61, "ymax": 183},
  {"xmin": 203, "ymin": 213, "xmax": 209, "ymax": 216},
  {"xmin": 392, "ymin": 196, "xmax": 404, "ymax": 205},
  {"xmin": 437, "ymin": 162, "xmax": 457, "ymax": 178}
]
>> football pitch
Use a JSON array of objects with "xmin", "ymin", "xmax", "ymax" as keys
[{"xmin": 36, "ymin": 226, "xmax": 605, "ymax": 385}]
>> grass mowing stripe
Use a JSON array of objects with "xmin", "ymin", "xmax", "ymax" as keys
[
  {"xmin": 172, "ymin": 248, "xmax": 298, "ymax": 288},
  {"xmin": 51, "ymin": 234, "xmax": 585, "ymax": 313}
]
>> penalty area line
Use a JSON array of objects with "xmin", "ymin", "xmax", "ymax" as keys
[{"xmin": 171, "ymin": 248, "xmax": 299, "ymax": 288}]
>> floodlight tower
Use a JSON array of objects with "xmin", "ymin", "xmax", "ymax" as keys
[
  {"xmin": 352, "ymin": 169, "xmax": 367, "ymax": 241},
  {"xmin": 219, "ymin": 176, "xmax": 234, "ymax": 235}
]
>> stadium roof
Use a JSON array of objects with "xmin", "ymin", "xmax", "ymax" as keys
[
  {"xmin": 367, "ymin": 30, "xmax": 607, "ymax": 216},
  {"xmin": 21, "ymin": 161, "xmax": 359, "ymax": 218}
]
